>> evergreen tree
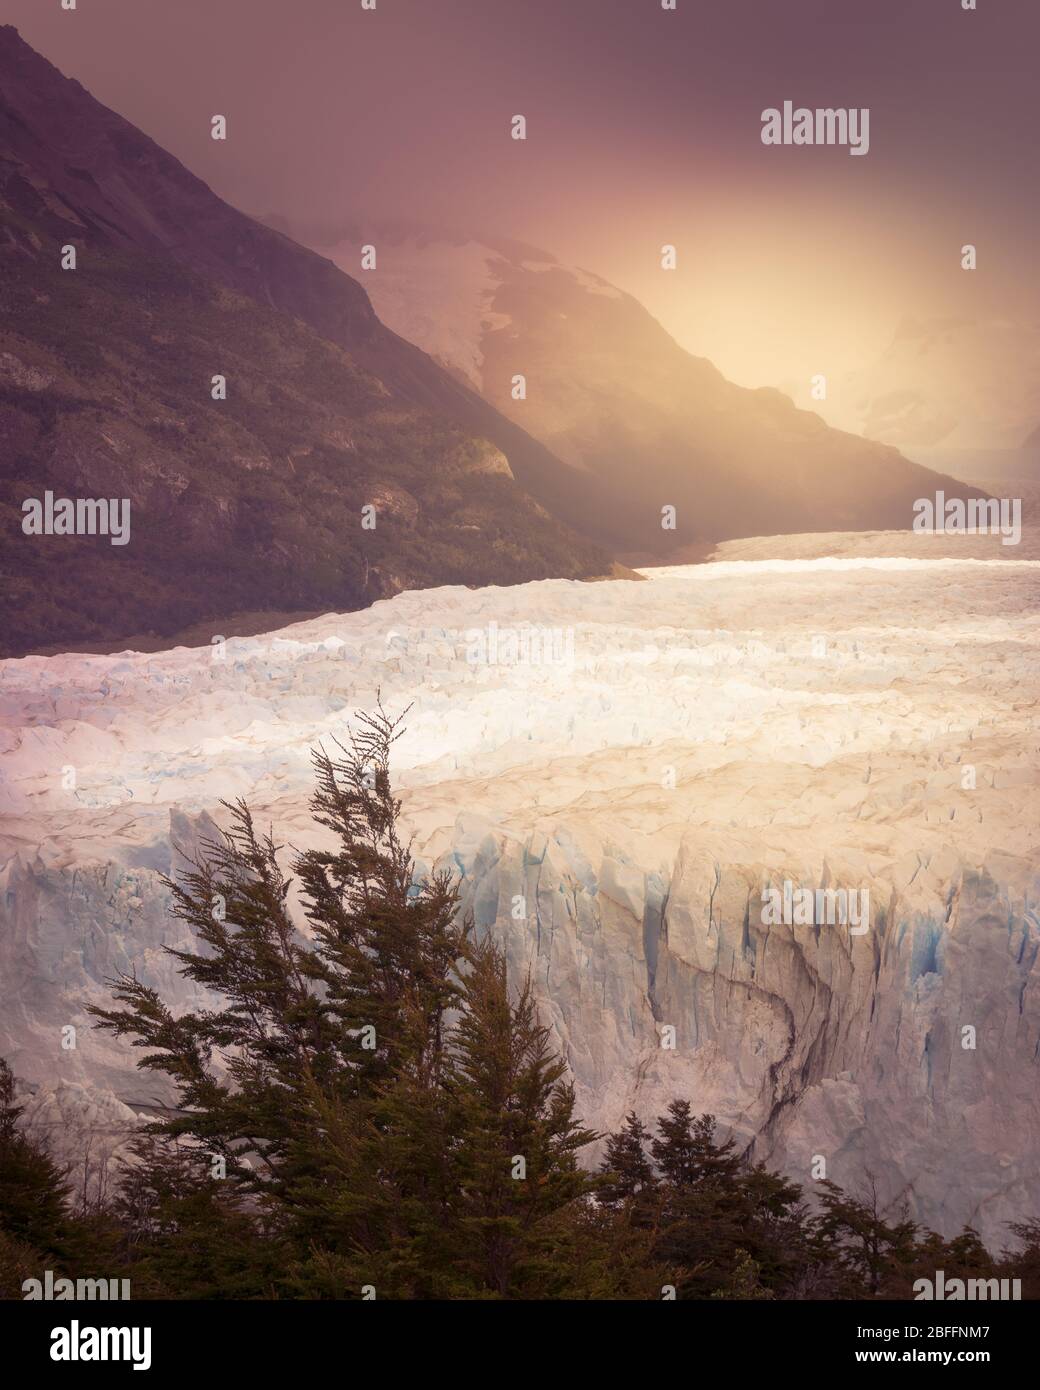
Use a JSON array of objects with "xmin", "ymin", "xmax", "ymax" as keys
[
  {"xmin": 815, "ymin": 1177, "xmax": 919, "ymax": 1297},
  {"xmin": 90, "ymin": 704, "xmax": 470, "ymax": 1268},
  {"xmin": 0, "ymin": 1227, "xmax": 41, "ymax": 1300},
  {"xmin": 0, "ymin": 1058, "xmax": 72, "ymax": 1261},
  {"xmin": 944, "ymin": 1224, "xmax": 994, "ymax": 1273},
  {"xmin": 636, "ymin": 1100, "xmax": 823, "ymax": 1299},
  {"xmin": 650, "ymin": 1102, "xmax": 742, "ymax": 1189},
  {"xmin": 79, "ymin": 705, "xmax": 1040, "ymax": 1302},
  {"xmin": 113, "ymin": 1135, "xmax": 283, "ymax": 1299},
  {"xmin": 288, "ymin": 940, "xmax": 615, "ymax": 1299},
  {"xmin": 599, "ymin": 1112, "xmax": 656, "ymax": 1209},
  {"xmin": 445, "ymin": 937, "xmax": 599, "ymax": 1297},
  {"xmin": 732, "ymin": 1161, "xmax": 819, "ymax": 1294},
  {"xmin": 88, "ymin": 707, "xmax": 618, "ymax": 1299}
]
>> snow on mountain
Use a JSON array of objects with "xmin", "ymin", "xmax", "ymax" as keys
[
  {"xmin": 313, "ymin": 233, "xmax": 625, "ymax": 404},
  {"xmin": 2, "ymin": 537, "xmax": 1038, "ymax": 1240},
  {"xmin": 841, "ymin": 316, "xmax": 1040, "ymax": 478},
  {"xmin": 319, "ymin": 236, "xmax": 511, "ymax": 393},
  {"xmin": 307, "ymin": 227, "xmax": 982, "ymax": 557}
]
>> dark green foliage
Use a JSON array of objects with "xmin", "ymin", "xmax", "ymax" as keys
[
  {"xmin": 594, "ymin": 1101, "xmax": 1040, "ymax": 1301},
  {"xmin": 86, "ymin": 708, "xmax": 613, "ymax": 1298},
  {"xmin": 89, "ymin": 707, "xmax": 471, "ymax": 1257},
  {"xmin": 650, "ymin": 1100, "xmax": 742, "ymax": 1188},
  {"xmin": 110, "ymin": 1136, "xmax": 285, "ymax": 1299},
  {"xmin": 598, "ymin": 1111, "xmax": 656, "ymax": 1209},
  {"xmin": 0, "ymin": 1058, "xmax": 120, "ymax": 1297},
  {"xmin": 636, "ymin": 1102, "xmax": 817, "ymax": 1298},
  {"xmin": 814, "ymin": 1178, "xmax": 920, "ymax": 1297},
  {"xmin": 0, "ymin": 1059, "xmax": 72, "ymax": 1261},
  {"xmin": 439, "ymin": 938, "xmax": 600, "ymax": 1297},
  {"xmin": 4, "ymin": 712, "xmax": 1039, "ymax": 1300}
]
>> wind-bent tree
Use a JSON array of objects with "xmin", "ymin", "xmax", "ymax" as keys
[{"xmin": 90, "ymin": 704, "xmax": 605, "ymax": 1298}]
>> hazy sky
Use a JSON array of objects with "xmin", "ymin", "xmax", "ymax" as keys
[{"xmin": 9, "ymin": 0, "xmax": 1038, "ymax": 430}]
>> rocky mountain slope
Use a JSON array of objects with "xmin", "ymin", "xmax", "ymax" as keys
[
  {"xmin": 0, "ymin": 27, "xmax": 609, "ymax": 656},
  {"xmin": 3, "ymin": 539, "xmax": 1037, "ymax": 1242},
  {"xmin": 301, "ymin": 226, "xmax": 984, "ymax": 559}
]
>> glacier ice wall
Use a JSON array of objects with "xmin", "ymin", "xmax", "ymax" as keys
[{"xmin": 1, "ymin": 551, "xmax": 1038, "ymax": 1240}]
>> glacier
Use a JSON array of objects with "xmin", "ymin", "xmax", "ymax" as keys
[{"xmin": 1, "ymin": 543, "xmax": 1038, "ymax": 1241}]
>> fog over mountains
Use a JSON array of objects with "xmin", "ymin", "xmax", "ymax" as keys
[
  {"xmin": 841, "ymin": 316, "xmax": 1040, "ymax": 485},
  {"xmin": 291, "ymin": 223, "xmax": 984, "ymax": 562},
  {"xmin": 0, "ymin": 24, "xmax": 990, "ymax": 657},
  {"xmin": 3, "ymin": 23, "xmax": 1038, "ymax": 1260},
  {"xmin": 0, "ymin": 26, "xmax": 608, "ymax": 657}
]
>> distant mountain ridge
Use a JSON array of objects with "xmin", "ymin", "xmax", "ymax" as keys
[
  {"xmin": 0, "ymin": 24, "xmax": 990, "ymax": 653},
  {"xmin": 299, "ymin": 224, "xmax": 986, "ymax": 559},
  {"xmin": 842, "ymin": 316, "xmax": 1040, "ymax": 458}
]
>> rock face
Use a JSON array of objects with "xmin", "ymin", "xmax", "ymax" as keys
[
  {"xmin": 2, "ymin": 538, "xmax": 1038, "ymax": 1242},
  {"xmin": 0, "ymin": 24, "xmax": 608, "ymax": 586},
  {"xmin": 302, "ymin": 225, "xmax": 987, "ymax": 558},
  {"xmin": 0, "ymin": 25, "xmax": 609, "ymax": 657}
]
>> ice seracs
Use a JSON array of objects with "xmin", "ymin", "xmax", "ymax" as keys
[{"xmin": 1, "ymin": 541, "xmax": 1038, "ymax": 1242}]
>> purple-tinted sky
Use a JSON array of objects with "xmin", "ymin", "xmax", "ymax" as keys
[{"xmin": 7, "ymin": 0, "xmax": 1038, "ymax": 419}]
